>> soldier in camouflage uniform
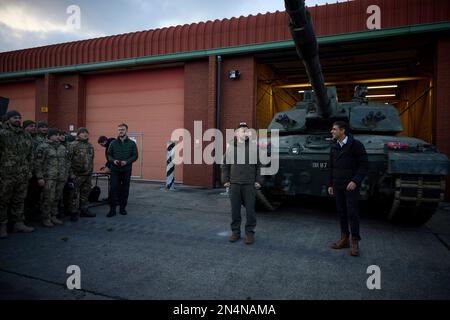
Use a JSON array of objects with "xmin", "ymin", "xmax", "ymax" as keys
[
  {"xmin": 26, "ymin": 121, "xmax": 43, "ymax": 153},
  {"xmin": 23, "ymin": 120, "xmax": 41, "ymax": 222},
  {"xmin": 23, "ymin": 120, "xmax": 37, "ymax": 138},
  {"xmin": 57, "ymin": 131, "xmax": 72, "ymax": 218},
  {"xmin": 63, "ymin": 133, "xmax": 77, "ymax": 216},
  {"xmin": 0, "ymin": 110, "xmax": 35, "ymax": 239},
  {"xmin": 36, "ymin": 121, "xmax": 48, "ymax": 145},
  {"xmin": 35, "ymin": 128, "xmax": 70, "ymax": 227},
  {"xmin": 69, "ymin": 127, "xmax": 96, "ymax": 221}
]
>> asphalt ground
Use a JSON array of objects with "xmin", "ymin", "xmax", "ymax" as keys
[{"xmin": 0, "ymin": 180, "xmax": 449, "ymax": 300}]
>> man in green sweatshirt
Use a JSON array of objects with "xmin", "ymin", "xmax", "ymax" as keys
[
  {"xmin": 221, "ymin": 122, "xmax": 262, "ymax": 245},
  {"xmin": 107, "ymin": 123, "xmax": 138, "ymax": 217}
]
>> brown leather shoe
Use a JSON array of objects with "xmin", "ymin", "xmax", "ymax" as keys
[
  {"xmin": 351, "ymin": 238, "xmax": 360, "ymax": 257},
  {"xmin": 244, "ymin": 233, "xmax": 255, "ymax": 245},
  {"xmin": 331, "ymin": 233, "xmax": 350, "ymax": 249},
  {"xmin": 229, "ymin": 233, "xmax": 241, "ymax": 242}
]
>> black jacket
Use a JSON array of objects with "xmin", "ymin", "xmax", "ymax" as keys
[
  {"xmin": 328, "ymin": 134, "xmax": 368, "ymax": 189},
  {"xmin": 107, "ymin": 137, "xmax": 139, "ymax": 172},
  {"xmin": 104, "ymin": 138, "xmax": 116, "ymax": 169},
  {"xmin": 221, "ymin": 138, "xmax": 262, "ymax": 185}
]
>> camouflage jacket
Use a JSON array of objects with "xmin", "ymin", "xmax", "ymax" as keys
[
  {"xmin": 35, "ymin": 140, "xmax": 70, "ymax": 181},
  {"xmin": 60, "ymin": 141, "xmax": 72, "ymax": 179},
  {"xmin": 30, "ymin": 134, "xmax": 41, "ymax": 151},
  {"xmin": 0, "ymin": 122, "xmax": 33, "ymax": 178},
  {"xmin": 69, "ymin": 139, "xmax": 94, "ymax": 176},
  {"xmin": 35, "ymin": 133, "xmax": 47, "ymax": 145}
]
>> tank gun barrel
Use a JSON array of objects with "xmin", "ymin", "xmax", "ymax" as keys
[{"xmin": 284, "ymin": 0, "xmax": 331, "ymax": 117}]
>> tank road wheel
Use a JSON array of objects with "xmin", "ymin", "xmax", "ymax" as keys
[
  {"xmin": 387, "ymin": 176, "xmax": 445, "ymax": 226},
  {"xmin": 255, "ymin": 189, "xmax": 281, "ymax": 212}
]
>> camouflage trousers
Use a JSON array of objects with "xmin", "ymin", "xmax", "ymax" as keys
[
  {"xmin": 70, "ymin": 175, "xmax": 92, "ymax": 213},
  {"xmin": 41, "ymin": 180, "xmax": 65, "ymax": 220},
  {"xmin": 0, "ymin": 174, "xmax": 28, "ymax": 224}
]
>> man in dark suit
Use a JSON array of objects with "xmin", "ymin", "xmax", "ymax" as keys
[{"xmin": 328, "ymin": 121, "xmax": 368, "ymax": 256}]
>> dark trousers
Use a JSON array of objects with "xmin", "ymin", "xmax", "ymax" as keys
[
  {"xmin": 335, "ymin": 187, "xmax": 361, "ymax": 240},
  {"xmin": 230, "ymin": 184, "xmax": 256, "ymax": 235},
  {"xmin": 24, "ymin": 176, "xmax": 42, "ymax": 221},
  {"xmin": 111, "ymin": 170, "xmax": 132, "ymax": 210}
]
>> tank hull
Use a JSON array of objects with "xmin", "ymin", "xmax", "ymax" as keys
[{"xmin": 260, "ymin": 133, "xmax": 448, "ymax": 224}]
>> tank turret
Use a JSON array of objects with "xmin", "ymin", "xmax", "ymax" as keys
[
  {"xmin": 284, "ymin": 0, "xmax": 331, "ymax": 117},
  {"xmin": 269, "ymin": 0, "xmax": 406, "ymax": 134}
]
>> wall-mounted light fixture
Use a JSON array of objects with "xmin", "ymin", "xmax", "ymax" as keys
[
  {"xmin": 228, "ymin": 70, "xmax": 240, "ymax": 80},
  {"xmin": 64, "ymin": 83, "xmax": 73, "ymax": 90}
]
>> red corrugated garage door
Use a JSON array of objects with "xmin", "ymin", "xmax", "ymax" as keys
[
  {"xmin": 0, "ymin": 81, "xmax": 36, "ymax": 121},
  {"xmin": 86, "ymin": 67, "xmax": 184, "ymax": 182}
]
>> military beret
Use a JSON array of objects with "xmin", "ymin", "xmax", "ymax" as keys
[
  {"xmin": 77, "ymin": 127, "xmax": 89, "ymax": 135},
  {"xmin": 5, "ymin": 110, "xmax": 21, "ymax": 120},
  {"xmin": 47, "ymin": 128, "xmax": 60, "ymax": 138},
  {"xmin": 22, "ymin": 120, "xmax": 36, "ymax": 129}
]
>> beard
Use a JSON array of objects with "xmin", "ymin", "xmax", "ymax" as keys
[{"xmin": 10, "ymin": 121, "xmax": 21, "ymax": 127}]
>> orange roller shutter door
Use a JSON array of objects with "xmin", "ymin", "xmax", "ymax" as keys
[
  {"xmin": 85, "ymin": 67, "xmax": 184, "ymax": 182},
  {"xmin": 0, "ymin": 82, "xmax": 36, "ymax": 121}
]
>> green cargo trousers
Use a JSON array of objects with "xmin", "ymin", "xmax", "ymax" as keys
[
  {"xmin": 41, "ymin": 180, "xmax": 65, "ymax": 220},
  {"xmin": 0, "ymin": 174, "xmax": 28, "ymax": 224},
  {"xmin": 229, "ymin": 183, "xmax": 257, "ymax": 235},
  {"xmin": 71, "ymin": 175, "xmax": 92, "ymax": 213}
]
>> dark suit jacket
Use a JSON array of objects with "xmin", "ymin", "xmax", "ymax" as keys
[{"xmin": 328, "ymin": 134, "xmax": 368, "ymax": 189}]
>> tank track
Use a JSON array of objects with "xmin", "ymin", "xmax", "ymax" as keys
[{"xmin": 388, "ymin": 176, "xmax": 446, "ymax": 225}]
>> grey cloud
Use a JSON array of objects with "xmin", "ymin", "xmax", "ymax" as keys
[{"xmin": 0, "ymin": 0, "xmax": 329, "ymax": 52}]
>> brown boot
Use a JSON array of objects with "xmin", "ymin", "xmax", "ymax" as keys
[
  {"xmin": 351, "ymin": 238, "xmax": 360, "ymax": 257},
  {"xmin": 0, "ymin": 224, "xmax": 7, "ymax": 239},
  {"xmin": 244, "ymin": 233, "xmax": 255, "ymax": 245},
  {"xmin": 331, "ymin": 233, "xmax": 350, "ymax": 249},
  {"xmin": 13, "ymin": 222, "xmax": 35, "ymax": 233},
  {"xmin": 229, "ymin": 233, "xmax": 241, "ymax": 242}
]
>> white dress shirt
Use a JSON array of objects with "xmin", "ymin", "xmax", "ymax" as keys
[{"xmin": 338, "ymin": 136, "xmax": 348, "ymax": 148}]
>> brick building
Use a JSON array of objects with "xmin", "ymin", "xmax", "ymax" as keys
[{"xmin": 0, "ymin": 0, "xmax": 449, "ymax": 191}]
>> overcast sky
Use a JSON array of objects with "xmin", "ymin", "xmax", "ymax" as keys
[{"xmin": 0, "ymin": 0, "xmax": 330, "ymax": 53}]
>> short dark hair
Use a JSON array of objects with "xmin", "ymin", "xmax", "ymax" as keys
[
  {"xmin": 37, "ymin": 121, "xmax": 48, "ymax": 128},
  {"xmin": 333, "ymin": 121, "xmax": 349, "ymax": 134},
  {"xmin": 98, "ymin": 135, "xmax": 108, "ymax": 144},
  {"xmin": 118, "ymin": 123, "xmax": 128, "ymax": 130},
  {"xmin": 77, "ymin": 127, "xmax": 89, "ymax": 136}
]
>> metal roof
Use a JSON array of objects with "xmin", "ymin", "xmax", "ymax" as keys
[{"xmin": 0, "ymin": 0, "xmax": 449, "ymax": 75}]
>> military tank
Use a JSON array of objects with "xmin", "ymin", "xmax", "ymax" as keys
[{"xmin": 257, "ymin": 0, "xmax": 450, "ymax": 225}]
